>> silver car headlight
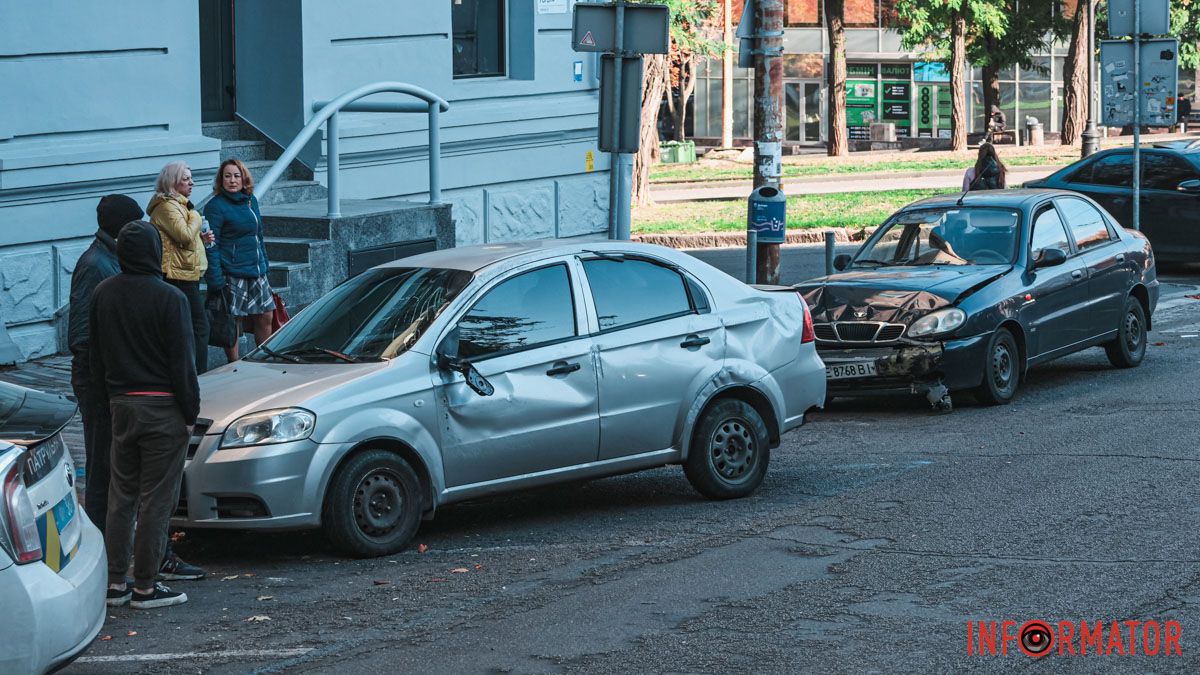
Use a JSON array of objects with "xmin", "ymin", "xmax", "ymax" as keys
[
  {"xmin": 907, "ymin": 308, "xmax": 966, "ymax": 338},
  {"xmin": 220, "ymin": 408, "xmax": 316, "ymax": 449}
]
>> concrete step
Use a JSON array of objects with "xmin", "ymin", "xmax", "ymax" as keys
[
  {"xmin": 219, "ymin": 139, "xmax": 269, "ymax": 163},
  {"xmin": 201, "ymin": 121, "xmax": 245, "ymax": 142},
  {"xmin": 243, "ymin": 158, "xmax": 314, "ymax": 184},
  {"xmin": 263, "ymin": 237, "xmax": 331, "ymax": 264},
  {"xmin": 258, "ymin": 180, "xmax": 328, "ymax": 207},
  {"xmin": 268, "ymin": 261, "xmax": 309, "ymax": 290}
]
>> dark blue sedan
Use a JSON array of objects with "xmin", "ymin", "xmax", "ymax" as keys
[{"xmin": 798, "ymin": 189, "xmax": 1159, "ymax": 411}]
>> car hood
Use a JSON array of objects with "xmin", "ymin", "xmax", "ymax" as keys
[
  {"xmin": 797, "ymin": 266, "xmax": 1006, "ymax": 324},
  {"xmin": 0, "ymin": 381, "xmax": 77, "ymax": 445},
  {"xmin": 198, "ymin": 359, "xmax": 392, "ymax": 433}
]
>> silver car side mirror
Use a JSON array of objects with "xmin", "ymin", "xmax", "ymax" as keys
[{"xmin": 437, "ymin": 328, "xmax": 494, "ymax": 397}]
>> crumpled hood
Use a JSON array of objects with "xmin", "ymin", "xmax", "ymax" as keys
[
  {"xmin": 798, "ymin": 266, "xmax": 1005, "ymax": 324},
  {"xmin": 116, "ymin": 220, "xmax": 163, "ymax": 275},
  {"xmin": 198, "ymin": 359, "xmax": 391, "ymax": 433}
]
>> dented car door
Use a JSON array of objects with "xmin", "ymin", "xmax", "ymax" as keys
[{"xmin": 433, "ymin": 262, "xmax": 600, "ymax": 488}]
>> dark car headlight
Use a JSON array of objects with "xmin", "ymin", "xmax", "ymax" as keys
[
  {"xmin": 907, "ymin": 308, "xmax": 966, "ymax": 338},
  {"xmin": 220, "ymin": 408, "xmax": 316, "ymax": 449}
]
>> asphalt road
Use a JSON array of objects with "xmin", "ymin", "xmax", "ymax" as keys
[{"xmin": 63, "ymin": 256, "xmax": 1200, "ymax": 674}]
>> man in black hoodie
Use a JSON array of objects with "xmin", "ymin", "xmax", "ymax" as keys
[
  {"xmin": 90, "ymin": 220, "xmax": 199, "ymax": 610},
  {"xmin": 69, "ymin": 194, "xmax": 144, "ymax": 533}
]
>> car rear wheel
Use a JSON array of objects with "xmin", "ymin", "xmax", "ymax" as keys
[
  {"xmin": 974, "ymin": 328, "xmax": 1020, "ymax": 405},
  {"xmin": 1105, "ymin": 297, "xmax": 1147, "ymax": 368},
  {"xmin": 322, "ymin": 450, "xmax": 422, "ymax": 557},
  {"xmin": 684, "ymin": 399, "xmax": 770, "ymax": 500}
]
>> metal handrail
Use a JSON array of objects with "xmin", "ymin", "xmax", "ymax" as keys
[{"xmin": 198, "ymin": 82, "xmax": 449, "ymax": 218}]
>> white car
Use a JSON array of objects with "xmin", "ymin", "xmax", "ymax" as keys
[{"xmin": 0, "ymin": 381, "xmax": 106, "ymax": 673}]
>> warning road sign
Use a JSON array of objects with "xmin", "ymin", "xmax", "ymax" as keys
[{"xmin": 580, "ymin": 31, "xmax": 596, "ymax": 47}]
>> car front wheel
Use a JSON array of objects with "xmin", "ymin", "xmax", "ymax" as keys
[
  {"xmin": 684, "ymin": 399, "xmax": 770, "ymax": 500},
  {"xmin": 974, "ymin": 328, "xmax": 1020, "ymax": 405},
  {"xmin": 1105, "ymin": 297, "xmax": 1147, "ymax": 368},
  {"xmin": 322, "ymin": 449, "xmax": 422, "ymax": 557}
]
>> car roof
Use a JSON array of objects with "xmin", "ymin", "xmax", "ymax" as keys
[
  {"xmin": 378, "ymin": 239, "xmax": 687, "ymax": 273},
  {"xmin": 902, "ymin": 188, "xmax": 1073, "ymax": 212}
]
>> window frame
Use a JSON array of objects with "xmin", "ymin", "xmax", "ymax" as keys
[
  {"xmin": 1053, "ymin": 196, "xmax": 1118, "ymax": 255},
  {"xmin": 1140, "ymin": 151, "xmax": 1200, "ymax": 191},
  {"xmin": 450, "ymin": 261, "xmax": 581, "ymax": 363},
  {"xmin": 1070, "ymin": 151, "xmax": 1133, "ymax": 187},
  {"xmin": 1028, "ymin": 202, "xmax": 1075, "ymax": 262},
  {"xmin": 451, "ymin": 0, "xmax": 508, "ymax": 80},
  {"xmin": 578, "ymin": 254, "xmax": 710, "ymax": 335}
]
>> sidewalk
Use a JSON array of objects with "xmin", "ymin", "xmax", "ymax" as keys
[{"xmin": 650, "ymin": 165, "xmax": 1059, "ymax": 202}]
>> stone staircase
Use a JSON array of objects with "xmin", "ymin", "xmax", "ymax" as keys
[{"xmin": 200, "ymin": 121, "xmax": 453, "ymax": 311}]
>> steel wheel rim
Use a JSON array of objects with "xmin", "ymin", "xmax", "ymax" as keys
[
  {"xmin": 710, "ymin": 417, "xmax": 755, "ymax": 482},
  {"xmin": 991, "ymin": 341, "xmax": 1014, "ymax": 392},
  {"xmin": 1124, "ymin": 310, "xmax": 1143, "ymax": 353},
  {"xmin": 353, "ymin": 469, "xmax": 405, "ymax": 537}
]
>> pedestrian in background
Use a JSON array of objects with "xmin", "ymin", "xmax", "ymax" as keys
[
  {"xmin": 963, "ymin": 143, "xmax": 1007, "ymax": 191},
  {"xmin": 204, "ymin": 159, "xmax": 276, "ymax": 362},
  {"xmin": 68, "ymin": 194, "xmax": 144, "ymax": 533},
  {"xmin": 147, "ymin": 161, "xmax": 213, "ymax": 373},
  {"xmin": 1178, "ymin": 96, "xmax": 1192, "ymax": 132},
  {"xmin": 90, "ymin": 221, "xmax": 200, "ymax": 610},
  {"xmin": 987, "ymin": 105, "xmax": 1007, "ymax": 142}
]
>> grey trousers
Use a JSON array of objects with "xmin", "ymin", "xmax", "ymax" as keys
[{"xmin": 104, "ymin": 396, "xmax": 188, "ymax": 589}]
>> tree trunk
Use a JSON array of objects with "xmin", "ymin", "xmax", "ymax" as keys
[
  {"xmin": 982, "ymin": 35, "xmax": 1000, "ymax": 130},
  {"xmin": 632, "ymin": 54, "xmax": 669, "ymax": 207},
  {"xmin": 950, "ymin": 9, "xmax": 968, "ymax": 152},
  {"xmin": 826, "ymin": 0, "xmax": 848, "ymax": 157},
  {"xmin": 671, "ymin": 54, "xmax": 697, "ymax": 141},
  {"xmin": 1061, "ymin": 1, "xmax": 1090, "ymax": 145}
]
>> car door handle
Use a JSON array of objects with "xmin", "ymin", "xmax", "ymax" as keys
[
  {"xmin": 546, "ymin": 361, "xmax": 581, "ymax": 376},
  {"xmin": 680, "ymin": 334, "xmax": 711, "ymax": 349},
  {"xmin": 1071, "ymin": 270, "xmax": 1084, "ymax": 279}
]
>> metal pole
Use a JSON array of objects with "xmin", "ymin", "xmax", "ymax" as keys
[
  {"xmin": 721, "ymin": 0, "xmax": 734, "ymax": 148},
  {"xmin": 746, "ymin": 230, "xmax": 757, "ymax": 283},
  {"xmin": 428, "ymin": 103, "xmax": 441, "ymax": 204},
  {"xmin": 326, "ymin": 111, "xmax": 341, "ymax": 218},
  {"xmin": 1081, "ymin": 0, "xmax": 1100, "ymax": 157},
  {"xmin": 617, "ymin": 155, "xmax": 633, "ymax": 240},
  {"xmin": 609, "ymin": 0, "xmax": 627, "ymax": 239},
  {"xmin": 751, "ymin": 0, "xmax": 784, "ymax": 284},
  {"xmin": 1133, "ymin": 0, "xmax": 1141, "ymax": 231},
  {"xmin": 824, "ymin": 230, "xmax": 835, "ymax": 276}
]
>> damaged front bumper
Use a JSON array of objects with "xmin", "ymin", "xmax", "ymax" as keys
[{"xmin": 819, "ymin": 334, "xmax": 989, "ymax": 396}]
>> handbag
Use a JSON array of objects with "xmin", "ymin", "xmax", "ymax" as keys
[
  {"xmin": 270, "ymin": 291, "xmax": 290, "ymax": 332},
  {"xmin": 206, "ymin": 289, "xmax": 238, "ymax": 349}
]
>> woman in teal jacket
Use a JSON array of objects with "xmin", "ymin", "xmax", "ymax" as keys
[{"xmin": 204, "ymin": 159, "xmax": 275, "ymax": 361}]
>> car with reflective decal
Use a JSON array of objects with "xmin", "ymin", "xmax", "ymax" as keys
[{"xmin": 0, "ymin": 380, "xmax": 106, "ymax": 673}]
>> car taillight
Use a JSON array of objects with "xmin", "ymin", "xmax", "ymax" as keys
[
  {"xmin": 3, "ymin": 464, "xmax": 43, "ymax": 564},
  {"xmin": 799, "ymin": 293, "xmax": 815, "ymax": 343}
]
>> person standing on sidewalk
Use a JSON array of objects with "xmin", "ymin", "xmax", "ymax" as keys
[
  {"xmin": 963, "ymin": 143, "xmax": 1007, "ymax": 191},
  {"xmin": 90, "ymin": 220, "xmax": 200, "ymax": 609},
  {"xmin": 68, "ymin": 194, "xmax": 144, "ymax": 533},
  {"xmin": 147, "ymin": 161, "xmax": 213, "ymax": 373}
]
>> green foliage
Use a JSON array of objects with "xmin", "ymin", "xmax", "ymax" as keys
[
  {"xmin": 892, "ymin": 0, "xmax": 1009, "ymax": 60},
  {"xmin": 631, "ymin": 0, "xmax": 722, "ymax": 56}
]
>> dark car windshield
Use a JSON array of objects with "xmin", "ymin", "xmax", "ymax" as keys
[
  {"xmin": 855, "ymin": 207, "xmax": 1020, "ymax": 267},
  {"xmin": 249, "ymin": 267, "xmax": 473, "ymax": 363}
]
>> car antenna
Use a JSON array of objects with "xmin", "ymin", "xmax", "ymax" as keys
[{"xmin": 956, "ymin": 190, "xmax": 968, "ymax": 206}]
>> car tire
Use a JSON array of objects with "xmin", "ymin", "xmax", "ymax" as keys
[
  {"xmin": 974, "ymin": 328, "xmax": 1020, "ymax": 406},
  {"xmin": 684, "ymin": 399, "xmax": 770, "ymax": 500},
  {"xmin": 1105, "ymin": 297, "xmax": 1147, "ymax": 368},
  {"xmin": 322, "ymin": 450, "xmax": 422, "ymax": 558}
]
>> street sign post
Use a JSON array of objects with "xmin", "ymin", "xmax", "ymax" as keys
[
  {"xmin": 572, "ymin": 1, "xmax": 670, "ymax": 241},
  {"xmin": 1100, "ymin": 39, "xmax": 1179, "ymax": 127},
  {"xmin": 1108, "ymin": 0, "xmax": 1170, "ymax": 38}
]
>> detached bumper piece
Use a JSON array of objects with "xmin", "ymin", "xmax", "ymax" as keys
[{"xmin": 820, "ymin": 335, "xmax": 989, "ymax": 410}]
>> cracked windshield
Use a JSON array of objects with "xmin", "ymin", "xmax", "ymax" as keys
[{"xmin": 855, "ymin": 207, "xmax": 1021, "ymax": 267}]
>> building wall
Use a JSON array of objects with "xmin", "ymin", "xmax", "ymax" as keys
[
  {"xmin": 237, "ymin": 0, "xmax": 610, "ymax": 247},
  {"xmin": 0, "ymin": 0, "xmax": 220, "ymax": 359}
]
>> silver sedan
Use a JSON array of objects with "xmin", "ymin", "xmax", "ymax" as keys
[{"xmin": 178, "ymin": 241, "xmax": 825, "ymax": 556}]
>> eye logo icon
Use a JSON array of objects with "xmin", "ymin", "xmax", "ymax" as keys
[{"xmin": 1019, "ymin": 620, "xmax": 1054, "ymax": 658}]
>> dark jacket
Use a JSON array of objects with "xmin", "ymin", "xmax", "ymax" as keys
[
  {"xmin": 203, "ymin": 191, "xmax": 268, "ymax": 288},
  {"xmin": 67, "ymin": 230, "xmax": 121, "ymax": 387},
  {"xmin": 970, "ymin": 157, "xmax": 1004, "ymax": 191},
  {"xmin": 89, "ymin": 221, "xmax": 200, "ymax": 424}
]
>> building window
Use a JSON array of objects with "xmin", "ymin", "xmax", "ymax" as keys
[
  {"xmin": 785, "ymin": 0, "xmax": 820, "ymax": 27},
  {"xmin": 845, "ymin": 0, "xmax": 878, "ymax": 27},
  {"xmin": 452, "ymin": 0, "xmax": 506, "ymax": 79}
]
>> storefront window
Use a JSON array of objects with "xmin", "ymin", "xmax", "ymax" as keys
[
  {"xmin": 1020, "ymin": 82, "xmax": 1052, "ymax": 128},
  {"xmin": 1019, "ymin": 56, "xmax": 1051, "ymax": 81},
  {"xmin": 782, "ymin": 54, "xmax": 824, "ymax": 79}
]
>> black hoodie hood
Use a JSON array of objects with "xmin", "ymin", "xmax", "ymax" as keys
[{"xmin": 117, "ymin": 220, "xmax": 163, "ymax": 275}]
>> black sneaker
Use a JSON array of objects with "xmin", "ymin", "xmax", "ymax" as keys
[
  {"xmin": 130, "ymin": 583, "xmax": 188, "ymax": 609},
  {"xmin": 158, "ymin": 553, "xmax": 206, "ymax": 581},
  {"xmin": 106, "ymin": 586, "xmax": 132, "ymax": 607}
]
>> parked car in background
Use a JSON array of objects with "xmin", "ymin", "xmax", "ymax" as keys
[
  {"xmin": 798, "ymin": 190, "xmax": 1158, "ymax": 411},
  {"xmin": 0, "ymin": 381, "xmax": 106, "ymax": 673},
  {"xmin": 176, "ymin": 241, "xmax": 825, "ymax": 557},
  {"xmin": 1024, "ymin": 145, "xmax": 1200, "ymax": 262}
]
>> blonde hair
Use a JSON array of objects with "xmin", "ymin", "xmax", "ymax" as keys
[
  {"xmin": 155, "ymin": 161, "xmax": 192, "ymax": 197},
  {"xmin": 213, "ymin": 158, "xmax": 255, "ymax": 195}
]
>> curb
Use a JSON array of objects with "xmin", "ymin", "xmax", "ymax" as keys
[
  {"xmin": 632, "ymin": 228, "xmax": 873, "ymax": 249},
  {"xmin": 649, "ymin": 164, "xmax": 1062, "ymax": 190}
]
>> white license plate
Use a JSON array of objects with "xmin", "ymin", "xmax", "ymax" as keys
[{"xmin": 826, "ymin": 361, "xmax": 878, "ymax": 380}]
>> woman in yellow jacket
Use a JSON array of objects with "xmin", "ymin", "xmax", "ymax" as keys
[{"xmin": 147, "ymin": 161, "xmax": 214, "ymax": 372}]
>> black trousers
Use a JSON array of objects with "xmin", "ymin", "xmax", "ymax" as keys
[
  {"xmin": 71, "ymin": 375, "xmax": 112, "ymax": 535},
  {"xmin": 167, "ymin": 279, "xmax": 209, "ymax": 373}
]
